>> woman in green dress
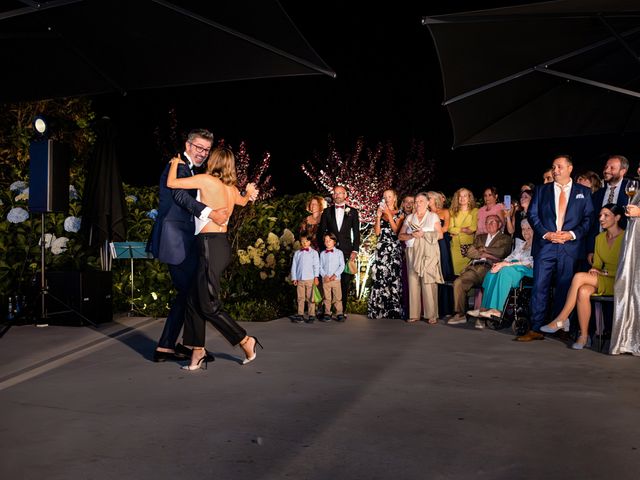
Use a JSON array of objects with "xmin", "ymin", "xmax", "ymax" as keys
[
  {"xmin": 540, "ymin": 204, "xmax": 625, "ymax": 349},
  {"xmin": 448, "ymin": 188, "xmax": 478, "ymax": 275}
]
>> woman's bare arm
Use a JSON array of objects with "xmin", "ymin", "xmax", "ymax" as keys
[{"xmin": 167, "ymin": 157, "xmax": 206, "ymax": 189}]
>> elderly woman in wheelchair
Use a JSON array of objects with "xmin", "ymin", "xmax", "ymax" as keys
[{"xmin": 468, "ymin": 219, "xmax": 534, "ymax": 324}]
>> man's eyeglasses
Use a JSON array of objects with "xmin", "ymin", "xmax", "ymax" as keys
[{"xmin": 188, "ymin": 141, "xmax": 211, "ymax": 155}]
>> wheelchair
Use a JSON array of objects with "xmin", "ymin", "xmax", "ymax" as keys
[{"xmin": 485, "ymin": 276, "xmax": 533, "ymax": 335}]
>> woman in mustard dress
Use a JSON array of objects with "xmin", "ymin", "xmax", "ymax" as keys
[
  {"xmin": 540, "ymin": 204, "xmax": 625, "ymax": 350},
  {"xmin": 448, "ymin": 188, "xmax": 478, "ymax": 275}
]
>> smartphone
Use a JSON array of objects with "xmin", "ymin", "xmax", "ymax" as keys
[{"xmin": 503, "ymin": 194, "xmax": 511, "ymax": 210}]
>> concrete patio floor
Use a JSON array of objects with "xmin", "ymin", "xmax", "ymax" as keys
[{"xmin": 1, "ymin": 314, "xmax": 639, "ymax": 480}]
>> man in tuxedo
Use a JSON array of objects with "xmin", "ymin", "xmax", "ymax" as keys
[
  {"xmin": 318, "ymin": 185, "xmax": 360, "ymax": 320},
  {"xmin": 448, "ymin": 215, "xmax": 512, "ymax": 327},
  {"xmin": 147, "ymin": 129, "xmax": 227, "ymax": 361},
  {"xmin": 517, "ymin": 155, "xmax": 593, "ymax": 341},
  {"xmin": 586, "ymin": 155, "xmax": 629, "ymax": 265}
]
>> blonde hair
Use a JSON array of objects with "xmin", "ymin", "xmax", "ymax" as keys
[
  {"xmin": 206, "ymin": 147, "xmax": 237, "ymax": 186},
  {"xmin": 427, "ymin": 191, "xmax": 443, "ymax": 210},
  {"xmin": 450, "ymin": 188, "xmax": 476, "ymax": 216},
  {"xmin": 383, "ymin": 189, "xmax": 398, "ymax": 210}
]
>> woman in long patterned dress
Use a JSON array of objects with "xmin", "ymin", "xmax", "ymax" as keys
[
  {"xmin": 611, "ymin": 172, "xmax": 640, "ymax": 356},
  {"xmin": 367, "ymin": 189, "xmax": 404, "ymax": 319},
  {"xmin": 449, "ymin": 188, "xmax": 478, "ymax": 275},
  {"xmin": 540, "ymin": 204, "xmax": 625, "ymax": 350}
]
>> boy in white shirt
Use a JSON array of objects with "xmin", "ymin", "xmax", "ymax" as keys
[
  {"xmin": 319, "ymin": 233, "xmax": 345, "ymax": 322},
  {"xmin": 290, "ymin": 234, "xmax": 320, "ymax": 323}
]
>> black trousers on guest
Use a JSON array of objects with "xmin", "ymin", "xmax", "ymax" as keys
[{"xmin": 183, "ymin": 233, "xmax": 246, "ymax": 348}]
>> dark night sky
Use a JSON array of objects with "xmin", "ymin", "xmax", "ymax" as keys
[{"xmin": 93, "ymin": 1, "xmax": 640, "ymax": 199}]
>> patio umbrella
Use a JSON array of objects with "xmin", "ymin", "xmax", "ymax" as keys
[
  {"xmin": 0, "ymin": 0, "xmax": 335, "ymax": 103},
  {"xmin": 423, "ymin": 0, "xmax": 640, "ymax": 148},
  {"xmin": 1, "ymin": 0, "xmax": 335, "ymax": 269},
  {"xmin": 81, "ymin": 117, "xmax": 126, "ymax": 270}
]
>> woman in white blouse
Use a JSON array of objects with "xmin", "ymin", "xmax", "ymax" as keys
[
  {"xmin": 469, "ymin": 218, "xmax": 534, "ymax": 319},
  {"xmin": 398, "ymin": 192, "xmax": 443, "ymax": 323}
]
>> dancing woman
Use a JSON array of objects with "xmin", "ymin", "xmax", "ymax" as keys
[
  {"xmin": 540, "ymin": 204, "xmax": 625, "ymax": 350},
  {"xmin": 167, "ymin": 147, "xmax": 262, "ymax": 370}
]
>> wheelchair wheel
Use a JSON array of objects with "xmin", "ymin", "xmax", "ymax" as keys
[{"xmin": 512, "ymin": 316, "xmax": 529, "ymax": 336}]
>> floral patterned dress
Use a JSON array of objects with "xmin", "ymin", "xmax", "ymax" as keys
[{"xmin": 367, "ymin": 212, "xmax": 404, "ymax": 319}]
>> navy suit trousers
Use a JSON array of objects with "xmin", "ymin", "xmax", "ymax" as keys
[
  {"xmin": 530, "ymin": 243, "xmax": 578, "ymax": 331},
  {"xmin": 157, "ymin": 247, "xmax": 198, "ymax": 349}
]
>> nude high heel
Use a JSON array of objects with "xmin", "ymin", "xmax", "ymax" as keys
[
  {"xmin": 241, "ymin": 336, "xmax": 264, "ymax": 365},
  {"xmin": 181, "ymin": 349, "xmax": 208, "ymax": 371}
]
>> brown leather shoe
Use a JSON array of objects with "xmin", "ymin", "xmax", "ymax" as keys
[{"xmin": 515, "ymin": 330, "xmax": 544, "ymax": 342}]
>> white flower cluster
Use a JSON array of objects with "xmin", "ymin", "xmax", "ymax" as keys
[
  {"xmin": 38, "ymin": 233, "xmax": 70, "ymax": 255},
  {"xmin": 237, "ymin": 228, "xmax": 297, "ymax": 280}
]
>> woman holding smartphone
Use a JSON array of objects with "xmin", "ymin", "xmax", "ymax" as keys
[
  {"xmin": 477, "ymin": 186, "xmax": 504, "ymax": 235},
  {"xmin": 367, "ymin": 189, "xmax": 404, "ymax": 319},
  {"xmin": 505, "ymin": 187, "xmax": 533, "ymax": 240}
]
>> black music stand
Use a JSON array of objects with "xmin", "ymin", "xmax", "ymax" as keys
[{"xmin": 110, "ymin": 242, "xmax": 150, "ymax": 316}]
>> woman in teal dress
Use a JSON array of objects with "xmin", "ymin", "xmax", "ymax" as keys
[
  {"xmin": 540, "ymin": 204, "xmax": 625, "ymax": 350},
  {"xmin": 469, "ymin": 218, "xmax": 534, "ymax": 319}
]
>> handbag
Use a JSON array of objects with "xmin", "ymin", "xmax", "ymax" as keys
[
  {"xmin": 460, "ymin": 243, "xmax": 472, "ymax": 257},
  {"xmin": 312, "ymin": 284, "xmax": 323, "ymax": 304},
  {"xmin": 344, "ymin": 258, "xmax": 357, "ymax": 275}
]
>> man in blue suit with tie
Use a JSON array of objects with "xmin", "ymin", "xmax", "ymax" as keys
[
  {"xmin": 147, "ymin": 129, "xmax": 228, "ymax": 361},
  {"xmin": 586, "ymin": 155, "xmax": 629, "ymax": 266},
  {"xmin": 517, "ymin": 155, "xmax": 593, "ymax": 341}
]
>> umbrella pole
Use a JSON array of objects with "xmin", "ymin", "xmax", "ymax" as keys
[{"xmin": 128, "ymin": 257, "xmax": 135, "ymax": 317}]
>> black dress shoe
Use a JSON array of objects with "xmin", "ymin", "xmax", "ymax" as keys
[
  {"xmin": 173, "ymin": 343, "xmax": 192, "ymax": 358},
  {"xmin": 153, "ymin": 350, "xmax": 184, "ymax": 362},
  {"xmin": 336, "ymin": 314, "xmax": 345, "ymax": 322}
]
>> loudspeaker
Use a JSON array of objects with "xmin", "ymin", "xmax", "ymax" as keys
[
  {"xmin": 28, "ymin": 139, "xmax": 70, "ymax": 213},
  {"xmin": 46, "ymin": 271, "xmax": 113, "ymax": 325}
]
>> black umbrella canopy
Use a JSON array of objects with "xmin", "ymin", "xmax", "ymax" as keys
[
  {"xmin": 0, "ymin": 0, "xmax": 335, "ymax": 103},
  {"xmin": 423, "ymin": 0, "xmax": 640, "ymax": 147},
  {"xmin": 82, "ymin": 117, "xmax": 126, "ymax": 249}
]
